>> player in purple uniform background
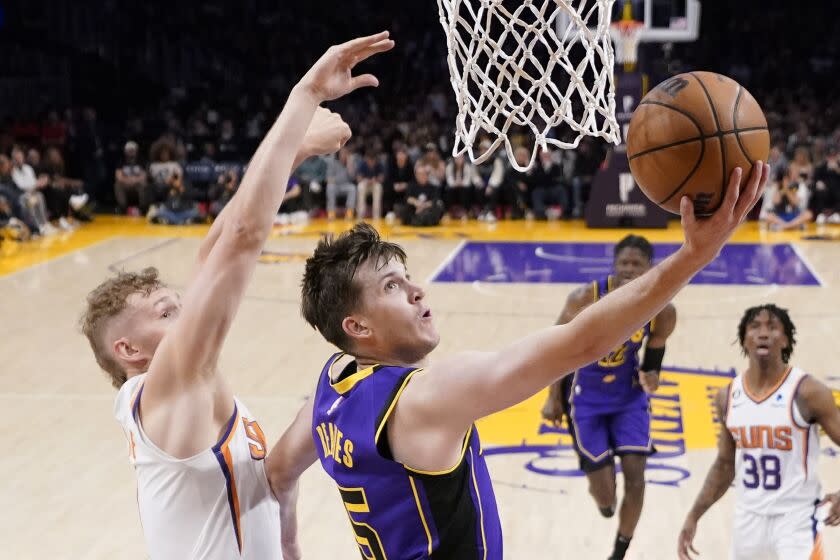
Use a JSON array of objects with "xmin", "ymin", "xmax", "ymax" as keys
[
  {"xmin": 264, "ymin": 154, "xmax": 767, "ymax": 556},
  {"xmin": 542, "ymin": 235, "xmax": 677, "ymax": 560}
]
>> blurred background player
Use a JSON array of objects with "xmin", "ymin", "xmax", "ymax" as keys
[
  {"xmin": 542, "ymin": 234, "xmax": 677, "ymax": 560},
  {"xmin": 678, "ymin": 304, "xmax": 840, "ymax": 560}
]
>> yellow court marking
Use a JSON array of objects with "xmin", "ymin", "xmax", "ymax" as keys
[
  {"xmin": 2, "ymin": 215, "xmax": 831, "ymax": 276},
  {"xmin": 476, "ymin": 368, "xmax": 732, "ymax": 451}
]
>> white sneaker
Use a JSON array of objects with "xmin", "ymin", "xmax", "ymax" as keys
[
  {"xmin": 40, "ymin": 223, "xmax": 59, "ymax": 236},
  {"xmin": 816, "ymin": 213, "xmax": 827, "ymax": 225},
  {"xmin": 274, "ymin": 213, "xmax": 291, "ymax": 225},
  {"xmin": 385, "ymin": 211, "xmax": 396, "ymax": 224},
  {"xmin": 829, "ymin": 213, "xmax": 840, "ymax": 224},
  {"xmin": 69, "ymin": 193, "xmax": 89, "ymax": 211},
  {"xmin": 485, "ymin": 212, "xmax": 497, "ymax": 223},
  {"xmin": 59, "ymin": 217, "xmax": 76, "ymax": 231}
]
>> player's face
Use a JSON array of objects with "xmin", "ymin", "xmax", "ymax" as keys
[
  {"xmin": 351, "ymin": 258, "xmax": 439, "ymax": 364},
  {"xmin": 613, "ymin": 247, "xmax": 652, "ymax": 286},
  {"xmin": 742, "ymin": 310, "xmax": 788, "ymax": 362},
  {"xmin": 122, "ymin": 287, "xmax": 182, "ymax": 367}
]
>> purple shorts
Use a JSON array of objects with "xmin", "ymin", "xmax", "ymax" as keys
[{"xmin": 567, "ymin": 396, "xmax": 653, "ymax": 472}]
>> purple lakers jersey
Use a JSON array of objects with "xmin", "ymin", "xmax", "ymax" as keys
[
  {"xmin": 312, "ymin": 353, "xmax": 502, "ymax": 559},
  {"xmin": 573, "ymin": 276, "xmax": 653, "ymax": 407}
]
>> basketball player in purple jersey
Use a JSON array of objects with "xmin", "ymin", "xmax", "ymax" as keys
[
  {"xmin": 542, "ymin": 234, "xmax": 676, "ymax": 560},
  {"xmin": 267, "ymin": 163, "xmax": 769, "ymax": 558}
]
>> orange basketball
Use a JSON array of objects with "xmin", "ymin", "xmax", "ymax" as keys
[{"xmin": 626, "ymin": 71, "xmax": 770, "ymax": 215}]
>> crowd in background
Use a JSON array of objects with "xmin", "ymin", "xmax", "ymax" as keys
[{"xmin": 2, "ymin": 1, "xmax": 840, "ymax": 240}]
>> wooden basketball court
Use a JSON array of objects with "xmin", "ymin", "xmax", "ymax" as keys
[{"xmin": 2, "ymin": 217, "xmax": 839, "ymax": 558}]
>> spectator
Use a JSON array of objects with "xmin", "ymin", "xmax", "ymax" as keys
[
  {"xmin": 0, "ymin": 155, "xmax": 37, "ymax": 237},
  {"xmin": 760, "ymin": 170, "xmax": 812, "ymax": 230},
  {"xmin": 294, "ymin": 155, "xmax": 327, "ymax": 215},
  {"xmin": 811, "ymin": 144, "xmax": 840, "ymax": 224},
  {"xmin": 115, "ymin": 141, "xmax": 152, "ymax": 214},
  {"xmin": 530, "ymin": 149, "xmax": 569, "ymax": 219},
  {"xmin": 149, "ymin": 139, "xmax": 184, "ymax": 203},
  {"xmin": 500, "ymin": 147, "xmax": 533, "ymax": 220},
  {"xmin": 0, "ymin": 195, "xmax": 31, "ymax": 241},
  {"xmin": 570, "ymin": 137, "xmax": 606, "ymax": 218},
  {"xmin": 474, "ymin": 140, "xmax": 506, "ymax": 222},
  {"xmin": 444, "ymin": 154, "xmax": 478, "ymax": 219},
  {"xmin": 208, "ymin": 168, "xmax": 239, "ymax": 219},
  {"xmin": 154, "ymin": 171, "xmax": 200, "ymax": 225},
  {"xmin": 401, "ymin": 166, "xmax": 445, "ymax": 227},
  {"xmin": 43, "ymin": 146, "xmax": 92, "ymax": 223},
  {"xmin": 325, "ymin": 148, "xmax": 357, "ymax": 220},
  {"xmin": 416, "ymin": 142, "xmax": 446, "ymax": 186},
  {"xmin": 355, "ymin": 149, "xmax": 384, "ymax": 220},
  {"xmin": 787, "ymin": 145, "xmax": 814, "ymax": 182},
  {"xmin": 384, "ymin": 147, "xmax": 414, "ymax": 220},
  {"xmin": 275, "ymin": 177, "xmax": 310, "ymax": 225},
  {"xmin": 767, "ymin": 139, "xmax": 789, "ymax": 183},
  {"xmin": 77, "ymin": 107, "xmax": 106, "ymax": 200},
  {"xmin": 11, "ymin": 147, "xmax": 56, "ymax": 235}
]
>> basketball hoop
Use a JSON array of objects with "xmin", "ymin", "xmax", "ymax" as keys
[
  {"xmin": 609, "ymin": 19, "xmax": 644, "ymax": 67},
  {"xmin": 436, "ymin": 0, "xmax": 621, "ymax": 171}
]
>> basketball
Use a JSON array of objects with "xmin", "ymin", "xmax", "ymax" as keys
[{"xmin": 626, "ymin": 71, "xmax": 770, "ymax": 215}]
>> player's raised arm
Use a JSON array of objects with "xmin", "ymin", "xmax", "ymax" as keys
[
  {"xmin": 401, "ymin": 162, "xmax": 768, "ymax": 431},
  {"xmin": 143, "ymin": 33, "xmax": 393, "ymax": 392},
  {"xmin": 677, "ymin": 387, "xmax": 736, "ymax": 560}
]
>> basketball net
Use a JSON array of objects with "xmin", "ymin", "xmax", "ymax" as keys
[
  {"xmin": 609, "ymin": 20, "xmax": 644, "ymax": 72},
  {"xmin": 436, "ymin": 0, "xmax": 621, "ymax": 171}
]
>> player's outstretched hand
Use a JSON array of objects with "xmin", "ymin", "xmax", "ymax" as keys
[
  {"xmin": 819, "ymin": 491, "xmax": 840, "ymax": 526},
  {"xmin": 677, "ymin": 517, "xmax": 700, "ymax": 560},
  {"xmin": 679, "ymin": 161, "xmax": 769, "ymax": 265},
  {"xmin": 299, "ymin": 31, "xmax": 395, "ymax": 102},
  {"xmin": 299, "ymin": 107, "xmax": 351, "ymax": 159}
]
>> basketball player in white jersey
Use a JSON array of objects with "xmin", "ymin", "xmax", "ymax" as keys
[
  {"xmin": 79, "ymin": 32, "xmax": 394, "ymax": 559},
  {"xmin": 678, "ymin": 304, "xmax": 840, "ymax": 559}
]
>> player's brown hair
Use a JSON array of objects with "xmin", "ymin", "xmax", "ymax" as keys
[
  {"xmin": 301, "ymin": 223, "xmax": 406, "ymax": 352},
  {"xmin": 80, "ymin": 267, "xmax": 163, "ymax": 389}
]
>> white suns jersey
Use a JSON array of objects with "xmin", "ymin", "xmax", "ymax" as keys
[
  {"xmin": 726, "ymin": 366, "xmax": 821, "ymax": 515},
  {"xmin": 114, "ymin": 374, "xmax": 282, "ymax": 559}
]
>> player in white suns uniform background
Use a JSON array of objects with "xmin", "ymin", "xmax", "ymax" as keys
[
  {"xmin": 678, "ymin": 304, "xmax": 840, "ymax": 560},
  {"xmin": 81, "ymin": 33, "xmax": 393, "ymax": 559}
]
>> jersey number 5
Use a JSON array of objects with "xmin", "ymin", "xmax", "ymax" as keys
[{"xmin": 339, "ymin": 486, "xmax": 386, "ymax": 560}]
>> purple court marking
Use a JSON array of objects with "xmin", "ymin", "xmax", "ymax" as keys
[{"xmin": 431, "ymin": 242, "xmax": 820, "ymax": 286}]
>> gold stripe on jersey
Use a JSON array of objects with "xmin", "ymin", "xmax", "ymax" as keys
[
  {"xmin": 374, "ymin": 368, "xmax": 424, "ymax": 445},
  {"xmin": 469, "ymin": 447, "xmax": 488, "ymax": 560},
  {"xmin": 409, "ymin": 476, "xmax": 434, "ymax": 555},
  {"xmin": 330, "ymin": 354, "xmax": 382, "ymax": 395}
]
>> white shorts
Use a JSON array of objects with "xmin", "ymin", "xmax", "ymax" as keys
[{"xmin": 732, "ymin": 502, "xmax": 825, "ymax": 560}]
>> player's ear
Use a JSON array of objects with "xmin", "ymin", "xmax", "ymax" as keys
[
  {"xmin": 114, "ymin": 337, "xmax": 147, "ymax": 367},
  {"xmin": 342, "ymin": 316, "xmax": 371, "ymax": 342}
]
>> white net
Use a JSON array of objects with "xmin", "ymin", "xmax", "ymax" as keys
[
  {"xmin": 437, "ymin": 0, "xmax": 621, "ymax": 171},
  {"xmin": 610, "ymin": 21, "xmax": 644, "ymax": 65}
]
